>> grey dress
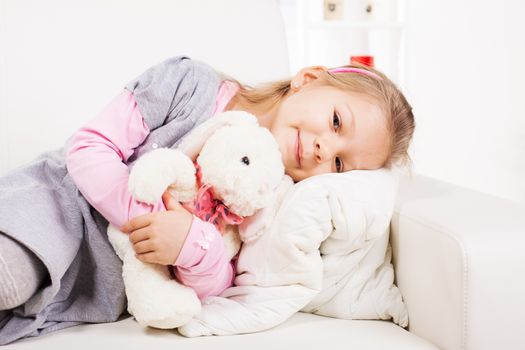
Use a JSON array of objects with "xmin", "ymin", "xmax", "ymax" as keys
[{"xmin": 0, "ymin": 56, "xmax": 222, "ymax": 345}]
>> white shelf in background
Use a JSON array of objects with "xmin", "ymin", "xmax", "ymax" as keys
[{"xmin": 306, "ymin": 20, "xmax": 403, "ymax": 30}]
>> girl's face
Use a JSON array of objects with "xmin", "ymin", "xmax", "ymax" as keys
[{"xmin": 270, "ymin": 82, "xmax": 390, "ymax": 182}]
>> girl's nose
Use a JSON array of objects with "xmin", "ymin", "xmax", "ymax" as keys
[{"xmin": 314, "ymin": 137, "xmax": 332, "ymax": 164}]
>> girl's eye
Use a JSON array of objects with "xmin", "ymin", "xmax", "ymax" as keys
[
  {"xmin": 333, "ymin": 112, "xmax": 341, "ymax": 131},
  {"xmin": 335, "ymin": 157, "xmax": 343, "ymax": 173}
]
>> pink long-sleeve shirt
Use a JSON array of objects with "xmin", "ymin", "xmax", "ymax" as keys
[{"xmin": 66, "ymin": 80, "xmax": 239, "ymax": 300}]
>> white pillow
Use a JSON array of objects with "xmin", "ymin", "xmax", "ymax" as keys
[
  {"xmin": 179, "ymin": 169, "xmax": 408, "ymax": 337},
  {"xmin": 293, "ymin": 167, "xmax": 409, "ymax": 327},
  {"xmin": 178, "ymin": 167, "xmax": 409, "ymax": 337}
]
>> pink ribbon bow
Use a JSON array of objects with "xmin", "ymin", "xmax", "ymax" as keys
[{"xmin": 185, "ymin": 162, "xmax": 244, "ymax": 234}]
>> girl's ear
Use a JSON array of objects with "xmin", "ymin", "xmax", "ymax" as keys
[{"xmin": 292, "ymin": 66, "xmax": 328, "ymax": 87}]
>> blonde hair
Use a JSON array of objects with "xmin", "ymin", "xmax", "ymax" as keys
[{"xmin": 221, "ymin": 64, "xmax": 415, "ymax": 173}]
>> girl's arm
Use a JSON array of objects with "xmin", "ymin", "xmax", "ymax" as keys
[
  {"xmin": 66, "ymin": 56, "xmax": 234, "ymax": 298},
  {"xmin": 174, "ymin": 215, "xmax": 236, "ymax": 300},
  {"xmin": 66, "ymin": 89, "xmax": 165, "ymax": 228},
  {"xmin": 66, "ymin": 56, "xmax": 202, "ymax": 228}
]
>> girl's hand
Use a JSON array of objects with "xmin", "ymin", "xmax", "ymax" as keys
[{"xmin": 121, "ymin": 191, "xmax": 193, "ymax": 265}]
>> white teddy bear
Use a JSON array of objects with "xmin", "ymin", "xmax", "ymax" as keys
[{"xmin": 106, "ymin": 111, "xmax": 284, "ymax": 329}]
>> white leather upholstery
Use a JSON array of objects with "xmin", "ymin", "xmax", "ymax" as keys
[
  {"xmin": 391, "ymin": 174, "xmax": 525, "ymax": 350},
  {"xmin": 6, "ymin": 313, "xmax": 438, "ymax": 350}
]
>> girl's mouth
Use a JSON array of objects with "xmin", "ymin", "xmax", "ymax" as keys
[{"xmin": 296, "ymin": 129, "xmax": 302, "ymax": 168}]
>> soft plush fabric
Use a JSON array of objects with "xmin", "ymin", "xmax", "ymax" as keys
[
  {"xmin": 299, "ymin": 168, "xmax": 408, "ymax": 326},
  {"xmin": 178, "ymin": 167, "xmax": 408, "ymax": 337}
]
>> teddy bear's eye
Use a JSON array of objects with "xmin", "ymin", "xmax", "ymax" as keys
[{"xmin": 241, "ymin": 156, "xmax": 250, "ymax": 166}]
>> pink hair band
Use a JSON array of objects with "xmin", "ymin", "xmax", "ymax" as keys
[{"xmin": 329, "ymin": 67, "xmax": 382, "ymax": 80}]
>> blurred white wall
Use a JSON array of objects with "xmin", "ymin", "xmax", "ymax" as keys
[
  {"xmin": 0, "ymin": 0, "xmax": 289, "ymax": 175},
  {"xmin": 404, "ymin": 0, "xmax": 525, "ymax": 205},
  {"xmin": 280, "ymin": 0, "xmax": 525, "ymax": 204},
  {"xmin": 3, "ymin": 0, "xmax": 523, "ymax": 204}
]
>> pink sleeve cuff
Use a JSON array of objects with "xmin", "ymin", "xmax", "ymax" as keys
[{"xmin": 174, "ymin": 216, "xmax": 235, "ymax": 300}]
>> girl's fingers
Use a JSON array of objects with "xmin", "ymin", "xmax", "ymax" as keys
[
  {"xmin": 162, "ymin": 191, "xmax": 182, "ymax": 211},
  {"xmin": 128, "ymin": 227, "xmax": 151, "ymax": 244},
  {"xmin": 135, "ymin": 251, "xmax": 160, "ymax": 265},
  {"xmin": 133, "ymin": 240, "xmax": 155, "ymax": 255},
  {"xmin": 121, "ymin": 213, "xmax": 154, "ymax": 233}
]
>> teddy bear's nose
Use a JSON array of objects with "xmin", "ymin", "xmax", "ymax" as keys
[{"xmin": 241, "ymin": 156, "xmax": 250, "ymax": 165}]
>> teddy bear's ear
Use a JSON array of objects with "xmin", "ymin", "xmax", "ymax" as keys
[{"xmin": 178, "ymin": 111, "xmax": 259, "ymax": 161}]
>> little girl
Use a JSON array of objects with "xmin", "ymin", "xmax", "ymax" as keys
[{"xmin": 0, "ymin": 55, "xmax": 414, "ymax": 344}]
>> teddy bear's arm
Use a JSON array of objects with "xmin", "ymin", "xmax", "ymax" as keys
[{"xmin": 128, "ymin": 148, "xmax": 197, "ymax": 204}]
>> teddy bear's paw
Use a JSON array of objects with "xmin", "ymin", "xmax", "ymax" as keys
[
  {"xmin": 222, "ymin": 226, "xmax": 242, "ymax": 261},
  {"xmin": 129, "ymin": 148, "xmax": 196, "ymax": 204},
  {"xmin": 129, "ymin": 280, "xmax": 202, "ymax": 329},
  {"xmin": 122, "ymin": 259, "xmax": 202, "ymax": 329},
  {"xmin": 168, "ymin": 184, "xmax": 197, "ymax": 203}
]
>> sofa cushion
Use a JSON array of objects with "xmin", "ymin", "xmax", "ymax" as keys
[{"xmin": 9, "ymin": 313, "xmax": 438, "ymax": 350}]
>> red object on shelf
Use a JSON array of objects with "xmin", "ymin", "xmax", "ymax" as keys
[{"xmin": 350, "ymin": 55, "xmax": 375, "ymax": 68}]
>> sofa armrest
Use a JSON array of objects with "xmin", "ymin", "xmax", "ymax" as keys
[{"xmin": 390, "ymin": 174, "xmax": 525, "ymax": 350}]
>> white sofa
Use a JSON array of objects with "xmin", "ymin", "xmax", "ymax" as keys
[{"xmin": 2, "ymin": 1, "xmax": 524, "ymax": 349}]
